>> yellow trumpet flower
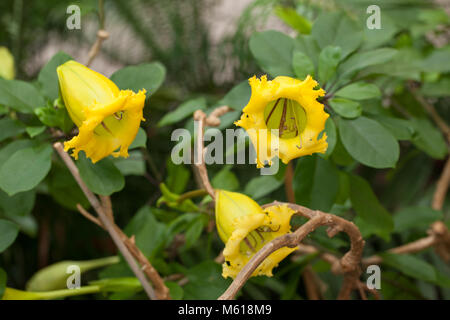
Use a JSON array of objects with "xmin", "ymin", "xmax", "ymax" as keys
[
  {"xmin": 0, "ymin": 46, "xmax": 15, "ymax": 79},
  {"xmin": 235, "ymin": 75, "xmax": 329, "ymax": 168},
  {"xmin": 215, "ymin": 190, "xmax": 296, "ymax": 279},
  {"xmin": 57, "ymin": 60, "xmax": 146, "ymax": 163}
]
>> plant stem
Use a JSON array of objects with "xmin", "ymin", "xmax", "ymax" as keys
[{"xmin": 53, "ymin": 142, "xmax": 157, "ymax": 300}]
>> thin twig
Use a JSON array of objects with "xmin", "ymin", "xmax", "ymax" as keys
[
  {"xmin": 86, "ymin": 0, "xmax": 109, "ymax": 66},
  {"xmin": 191, "ymin": 106, "xmax": 231, "ymax": 200},
  {"xmin": 76, "ymin": 204, "xmax": 103, "ymax": 227},
  {"xmin": 53, "ymin": 142, "xmax": 157, "ymax": 300},
  {"xmin": 76, "ymin": 203, "xmax": 171, "ymax": 299},
  {"xmin": 284, "ymin": 162, "xmax": 296, "ymax": 203},
  {"xmin": 408, "ymin": 81, "xmax": 450, "ymax": 143},
  {"xmin": 432, "ymin": 157, "xmax": 450, "ymax": 211},
  {"xmin": 407, "ymin": 82, "xmax": 450, "ymax": 262},
  {"xmin": 176, "ymin": 189, "xmax": 208, "ymax": 204}
]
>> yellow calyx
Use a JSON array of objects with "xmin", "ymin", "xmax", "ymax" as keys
[
  {"xmin": 57, "ymin": 60, "xmax": 147, "ymax": 163},
  {"xmin": 235, "ymin": 75, "xmax": 329, "ymax": 168},
  {"xmin": 215, "ymin": 190, "xmax": 296, "ymax": 279}
]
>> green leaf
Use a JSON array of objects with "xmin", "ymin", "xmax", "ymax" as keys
[
  {"xmin": 339, "ymin": 116, "xmax": 399, "ymax": 168},
  {"xmin": 48, "ymin": 162, "xmax": 89, "ymax": 210},
  {"xmin": 0, "ymin": 119, "xmax": 26, "ymax": 142},
  {"xmin": 110, "ymin": 62, "xmax": 166, "ymax": 95},
  {"xmin": 321, "ymin": 117, "xmax": 337, "ymax": 158},
  {"xmin": 292, "ymin": 51, "xmax": 315, "ymax": 79},
  {"xmin": 293, "ymin": 156, "xmax": 339, "ymax": 212},
  {"xmin": 0, "ymin": 219, "xmax": 19, "ymax": 252},
  {"xmin": 364, "ymin": 48, "xmax": 422, "ymax": 80},
  {"xmin": 34, "ymin": 104, "xmax": 73, "ymax": 133},
  {"xmin": 0, "ymin": 190, "xmax": 35, "ymax": 217},
  {"xmin": 183, "ymin": 261, "xmax": 230, "ymax": 300},
  {"xmin": 158, "ymin": 184, "xmax": 198, "ymax": 213},
  {"xmin": 184, "ymin": 216, "xmax": 205, "ymax": 249},
  {"xmin": 318, "ymin": 46, "xmax": 341, "ymax": 84},
  {"xmin": 26, "ymin": 126, "xmax": 46, "ymax": 138},
  {"xmin": 0, "ymin": 139, "xmax": 34, "ymax": 165},
  {"xmin": 274, "ymin": 6, "xmax": 311, "ymax": 34},
  {"xmin": 165, "ymin": 281, "xmax": 183, "ymax": 300},
  {"xmin": 218, "ymin": 81, "xmax": 251, "ymax": 111},
  {"xmin": 129, "ymin": 127, "xmax": 147, "ymax": 149},
  {"xmin": 363, "ymin": 14, "xmax": 398, "ymax": 49},
  {"xmin": 381, "ymin": 253, "xmax": 437, "ymax": 283},
  {"xmin": 0, "ymin": 268, "xmax": 6, "ymax": 298},
  {"xmin": 294, "ymin": 35, "xmax": 321, "ymax": 67},
  {"xmin": 311, "ymin": 12, "xmax": 362, "ymax": 59},
  {"xmin": 329, "ymin": 98, "xmax": 361, "ymax": 119},
  {"xmin": 338, "ymin": 48, "xmax": 398, "ymax": 81},
  {"xmin": 394, "ymin": 206, "xmax": 443, "ymax": 232},
  {"xmin": 244, "ymin": 176, "xmax": 283, "ymax": 199},
  {"xmin": 349, "ymin": 174, "xmax": 393, "ymax": 240},
  {"xmin": 37, "ymin": 51, "xmax": 72, "ymax": 100},
  {"xmin": 158, "ymin": 97, "xmax": 206, "ymax": 127},
  {"xmin": 410, "ymin": 118, "xmax": 447, "ymax": 159},
  {"xmin": 212, "ymin": 166, "xmax": 239, "ymax": 191},
  {"xmin": 0, "ymin": 144, "xmax": 53, "ymax": 196},
  {"xmin": 76, "ymin": 153, "xmax": 125, "ymax": 196},
  {"xmin": 421, "ymin": 77, "xmax": 450, "ymax": 97},
  {"xmin": 125, "ymin": 206, "xmax": 168, "ymax": 259},
  {"xmin": 249, "ymin": 30, "xmax": 295, "ymax": 77},
  {"xmin": 421, "ymin": 46, "xmax": 450, "ymax": 73},
  {"xmin": 368, "ymin": 115, "xmax": 414, "ymax": 141},
  {"xmin": 6, "ymin": 215, "xmax": 37, "ymax": 238},
  {"xmin": 165, "ymin": 159, "xmax": 190, "ymax": 194},
  {"xmin": 0, "ymin": 79, "xmax": 46, "ymax": 113},
  {"xmin": 334, "ymin": 82, "xmax": 381, "ymax": 100},
  {"xmin": 113, "ymin": 151, "xmax": 146, "ymax": 176}
]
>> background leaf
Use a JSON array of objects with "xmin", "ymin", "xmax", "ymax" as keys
[
  {"xmin": 292, "ymin": 51, "xmax": 315, "ymax": 79},
  {"xmin": 37, "ymin": 51, "xmax": 72, "ymax": 100},
  {"xmin": 249, "ymin": 30, "xmax": 295, "ymax": 77},
  {"xmin": 350, "ymin": 174, "xmax": 394, "ymax": 240},
  {"xmin": 0, "ymin": 79, "xmax": 45, "ymax": 113},
  {"xmin": 318, "ymin": 46, "xmax": 341, "ymax": 84},
  {"xmin": 329, "ymin": 98, "xmax": 361, "ymax": 119},
  {"xmin": 77, "ymin": 153, "xmax": 125, "ymax": 196},
  {"xmin": 0, "ymin": 219, "xmax": 19, "ymax": 253},
  {"xmin": 334, "ymin": 82, "xmax": 381, "ymax": 100},
  {"xmin": 110, "ymin": 62, "xmax": 166, "ymax": 95},
  {"xmin": 293, "ymin": 156, "xmax": 339, "ymax": 212},
  {"xmin": 0, "ymin": 144, "xmax": 53, "ymax": 196},
  {"xmin": 312, "ymin": 12, "xmax": 362, "ymax": 59},
  {"xmin": 339, "ymin": 116, "xmax": 399, "ymax": 168}
]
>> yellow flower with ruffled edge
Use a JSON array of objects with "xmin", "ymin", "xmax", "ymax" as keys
[
  {"xmin": 57, "ymin": 60, "xmax": 146, "ymax": 163},
  {"xmin": 235, "ymin": 75, "xmax": 328, "ymax": 168},
  {"xmin": 215, "ymin": 190, "xmax": 296, "ymax": 279}
]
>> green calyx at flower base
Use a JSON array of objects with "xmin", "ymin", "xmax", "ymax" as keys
[
  {"xmin": 235, "ymin": 75, "xmax": 329, "ymax": 168},
  {"xmin": 215, "ymin": 189, "xmax": 297, "ymax": 279},
  {"xmin": 57, "ymin": 60, "xmax": 147, "ymax": 163}
]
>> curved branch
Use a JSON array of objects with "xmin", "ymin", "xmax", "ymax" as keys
[{"xmin": 219, "ymin": 202, "xmax": 365, "ymax": 300}]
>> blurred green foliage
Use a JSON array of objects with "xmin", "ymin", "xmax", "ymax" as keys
[{"xmin": 0, "ymin": 0, "xmax": 450, "ymax": 300}]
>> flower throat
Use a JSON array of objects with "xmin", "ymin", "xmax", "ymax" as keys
[{"xmin": 264, "ymin": 98, "xmax": 307, "ymax": 139}]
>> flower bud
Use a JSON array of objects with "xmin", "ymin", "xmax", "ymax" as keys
[
  {"xmin": 57, "ymin": 60, "xmax": 147, "ymax": 163},
  {"xmin": 215, "ymin": 190, "xmax": 296, "ymax": 278}
]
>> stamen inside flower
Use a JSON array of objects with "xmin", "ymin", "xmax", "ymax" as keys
[
  {"xmin": 94, "ymin": 111, "xmax": 127, "ymax": 137},
  {"xmin": 240, "ymin": 224, "xmax": 282, "ymax": 256},
  {"xmin": 263, "ymin": 98, "xmax": 307, "ymax": 139}
]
